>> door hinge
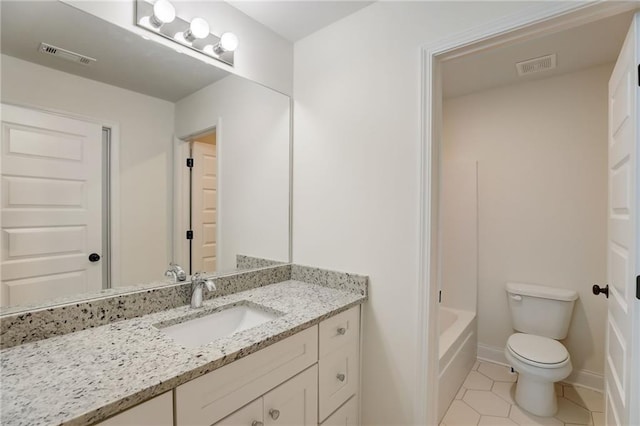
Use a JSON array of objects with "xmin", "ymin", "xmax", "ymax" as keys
[
  {"xmin": 186, "ymin": 230, "xmax": 193, "ymax": 240},
  {"xmin": 438, "ymin": 290, "xmax": 442, "ymax": 303},
  {"xmin": 636, "ymin": 275, "xmax": 639, "ymax": 300},
  {"xmin": 186, "ymin": 158, "xmax": 194, "ymax": 168}
]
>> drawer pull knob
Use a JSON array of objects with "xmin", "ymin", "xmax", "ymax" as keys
[
  {"xmin": 337, "ymin": 327, "xmax": 346, "ymax": 335},
  {"xmin": 336, "ymin": 373, "xmax": 346, "ymax": 382},
  {"xmin": 269, "ymin": 409, "xmax": 280, "ymax": 420},
  {"xmin": 252, "ymin": 422, "xmax": 264, "ymax": 426}
]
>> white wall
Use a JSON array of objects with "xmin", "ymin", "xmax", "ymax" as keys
[
  {"xmin": 62, "ymin": 0, "xmax": 293, "ymax": 96},
  {"xmin": 443, "ymin": 64, "xmax": 611, "ymax": 382},
  {"xmin": 1, "ymin": 54, "xmax": 175, "ymax": 286},
  {"xmin": 175, "ymin": 75, "xmax": 290, "ymax": 270},
  {"xmin": 440, "ymin": 160, "xmax": 478, "ymax": 313},
  {"xmin": 292, "ymin": 2, "xmax": 549, "ymax": 424}
]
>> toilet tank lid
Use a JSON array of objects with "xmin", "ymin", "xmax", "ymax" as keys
[{"xmin": 506, "ymin": 282, "xmax": 578, "ymax": 301}]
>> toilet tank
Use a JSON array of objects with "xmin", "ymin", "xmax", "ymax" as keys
[{"xmin": 506, "ymin": 282, "xmax": 578, "ymax": 339}]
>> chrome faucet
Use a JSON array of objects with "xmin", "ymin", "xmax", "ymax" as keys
[
  {"xmin": 165, "ymin": 263, "xmax": 187, "ymax": 283},
  {"xmin": 190, "ymin": 272, "xmax": 216, "ymax": 308}
]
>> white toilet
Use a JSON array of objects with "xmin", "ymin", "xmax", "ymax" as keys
[{"xmin": 504, "ymin": 282, "xmax": 578, "ymax": 417}]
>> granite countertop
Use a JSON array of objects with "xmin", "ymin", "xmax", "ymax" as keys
[{"xmin": 0, "ymin": 280, "xmax": 366, "ymax": 426}]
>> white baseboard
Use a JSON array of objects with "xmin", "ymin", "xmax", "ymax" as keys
[{"xmin": 477, "ymin": 343, "xmax": 604, "ymax": 391}]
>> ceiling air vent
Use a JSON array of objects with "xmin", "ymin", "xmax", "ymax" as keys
[
  {"xmin": 38, "ymin": 42, "xmax": 96, "ymax": 66},
  {"xmin": 516, "ymin": 54, "xmax": 556, "ymax": 77}
]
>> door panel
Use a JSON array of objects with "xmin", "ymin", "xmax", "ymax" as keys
[
  {"xmin": 0, "ymin": 104, "xmax": 102, "ymax": 307},
  {"xmin": 605, "ymin": 12, "xmax": 639, "ymax": 426},
  {"xmin": 191, "ymin": 139, "xmax": 217, "ymax": 273}
]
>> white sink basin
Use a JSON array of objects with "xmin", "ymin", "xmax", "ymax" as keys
[{"xmin": 157, "ymin": 304, "xmax": 280, "ymax": 348}]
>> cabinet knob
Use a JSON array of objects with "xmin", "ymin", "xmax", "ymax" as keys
[
  {"xmin": 336, "ymin": 373, "xmax": 346, "ymax": 382},
  {"xmin": 252, "ymin": 422, "xmax": 263, "ymax": 426},
  {"xmin": 337, "ymin": 327, "xmax": 346, "ymax": 335},
  {"xmin": 269, "ymin": 409, "xmax": 280, "ymax": 420}
]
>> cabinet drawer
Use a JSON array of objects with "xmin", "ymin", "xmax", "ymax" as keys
[
  {"xmin": 318, "ymin": 340, "xmax": 359, "ymax": 422},
  {"xmin": 214, "ymin": 398, "xmax": 263, "ymax": 425},
  {"xmin": 96, "ymin": 392, "xmax": 172, "ymax": 426},
  {"xmin": 320, "ymin": 395, "xmax": 358, "ymax": 426},
  {"xmin": 176, "ymin": 326, "xmax": 318, "ymax": 425},
  {"xmin": 319, "ymin": 306, "xmax": 359, "ymax": 358}
]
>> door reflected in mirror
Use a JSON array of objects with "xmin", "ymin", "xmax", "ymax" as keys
[{"xmin": 0, "ymin": 0, "xmax": 291, "ymax": 311}]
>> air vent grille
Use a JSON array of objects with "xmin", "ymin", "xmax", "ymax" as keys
[
  {"xmin": 516, "ymin": 54, "xmax": 556, "ymax": 77},
  {"xmin": 38, "ymin": 43, "xmax": 96, "ymax": 66}
]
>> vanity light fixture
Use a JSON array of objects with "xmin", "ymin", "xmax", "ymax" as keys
[
  {"xmin": 149, "ymin": 0, "xmax": 175, "ymax": 28},
  {"xmin": 215, "ymin": 32, "xmax": 239, "ymax": 53},
  {"xmin": 135, "ymin": 0, "xmax": 236, "ymax": 66},
  {"xmin": 183, "ymin": 17, "xmax": 209, "ymax": 42}
]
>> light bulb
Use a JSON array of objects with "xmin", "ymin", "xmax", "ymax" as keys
[
  {"xmin": 183, "ymin": 18, "xmax": 209, "ymax": 42},
  {"xmin": 149, "ymin": 0, "xmax": 175, "ymax": 28},
  {"xmin": 219, "ymin": 32, "xmax": 239, "ymax": 52}
]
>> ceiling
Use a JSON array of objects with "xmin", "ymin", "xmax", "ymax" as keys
[
  {"xmin": 227, "ymin": 1, "xmax": 374, "ymax": 42},
  {"xmin": 443, "ymin": 10, "xmax": 636, "ymax": 99},
  {"xmin": 0, "ymin": 1, "xmax": 230, "ymax": 102}
]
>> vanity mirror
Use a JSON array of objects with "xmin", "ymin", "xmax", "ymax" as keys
[{"xmin": 0, "ymin": 1, "xmax": 291, "ymax": 312}]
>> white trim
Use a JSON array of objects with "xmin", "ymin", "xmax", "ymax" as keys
[
  {"xmin": 106, "ymin": 122, "xmax": 121, "ymax": 288},
  {"xmin": 417, "ymin": 2, "xmax": 638, "ymax": 424},
  {"xmin": 477, "ymin": 342, "xmax": 509, "ymax": 366},
  {"xmin": 173, "ymin": 136, "xmax": 190, "ymax": 271},
  {"xmin": 477, "ymin": 343, "xmax": 604, "ymax": 392},
  {"xmin": 215, "ymin": 118, "xmax": 223, "ymax": 268},
  {"xmin": 0, "ymin": 100, "xmax": 122, "ymax": 288}
]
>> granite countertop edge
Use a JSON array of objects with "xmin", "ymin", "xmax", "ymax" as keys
[{"xmin": 0, "ymin": 280, "xmax": 367, "ymax": 426}]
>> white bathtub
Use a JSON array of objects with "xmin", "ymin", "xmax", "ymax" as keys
[{"xmin": 438, "ymin": 307, "xmax": 477, "ymax": 422}]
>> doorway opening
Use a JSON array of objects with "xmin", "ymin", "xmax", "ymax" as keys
[
  {"xmin": 418, "ymin": 3, "xmax": 639, "ymax": 425},
  {"xmin": 175, "ymin": 127, "xmax": 220, "ymax": 276}
]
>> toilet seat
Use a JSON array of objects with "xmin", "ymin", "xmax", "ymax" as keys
[{"xmin": 507, "ymin": 333, "xmax": 569, "ymax": 368}]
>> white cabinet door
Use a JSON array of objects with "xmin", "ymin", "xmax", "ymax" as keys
[
  {"xmin": 263, "ymin": 365, "xmax": 318, "ymax": 426},
  {"xmin": 605, "ymin": 12, "xmax": 640, "ymax": 426},
  {"xmin": 321, "ymin": 395, "xmax": 358, "ymax": 426},
  {"xmin": 96, "ymin": 392, "xmax": 173, "ymax": 426},
  {"xmin": 0, "ymin": 104, "xmax": 103, "ymax": 307}
]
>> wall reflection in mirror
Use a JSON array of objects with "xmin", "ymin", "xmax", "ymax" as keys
[{"xmin": 0, "ymin": 1, "xmax": 291, "ymax": 311}]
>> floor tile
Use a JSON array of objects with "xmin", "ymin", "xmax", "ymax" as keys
[
  {"xmin": 479, "ymin": 416, "xmax": 518, "ymax": 425},
  {"xmin": 562, "ymin": 385, "xmax": 604, "ymax": 413},
  {"xmin": 555, "ymin": 397, "xmax": 592, "ymax": 425},
  {"xmin": 443, "ymin": 400, "xmax": 480, "ymax": 426},
  {"xmin": 591, "ymin": 412, "xmax": 605, "ymax": 426},
  {"xmin": 509, "ymin": 405, "xmax": 564, "ymax": 426},
  {"xmin": 478, "ymin": 362, "xmax": 517, "ymax": 383},
  {"xmin": 463, "ymin": 371, "xmax": 493, "ymax": 390},
  {"xmin": 464, "ymin": 390, "xmax": 510, "ymax": 417},
  {"xmin": 443, "ymin": 360, "xmax": 603, "ymax": 426},
  {"xmin": 492, "ymin": 381, "xmax": 516, "ymax": 405}
]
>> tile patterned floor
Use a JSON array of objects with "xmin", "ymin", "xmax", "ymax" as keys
[{"xmin": 441, "ymin": 360, "xmax": 605, "ymax": 426}]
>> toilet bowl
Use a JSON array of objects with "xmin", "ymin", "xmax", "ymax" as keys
[
  {"xmin": 505, "ymin": 333, "xmax": 572, "ymax": 416},
  {"xmin": 505, "ymin": 282, "xmax": 578, "ymax": 417}
]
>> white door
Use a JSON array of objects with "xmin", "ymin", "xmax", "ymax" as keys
[
  {"xmin": 605, "ymin": 13, "xmax": 640, "ymax": 426},
  {"xmin": 0, "ymin": 104, "xmax": 103, "ymax": 307},
  {"xmin": 191, "ymin": 140, "xmax": 217, "ymax": 272}
]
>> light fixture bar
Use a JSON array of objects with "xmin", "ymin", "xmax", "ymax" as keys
[{"xmin": 135, "ymin": 0, "xmax": 235, "ymax": 67}]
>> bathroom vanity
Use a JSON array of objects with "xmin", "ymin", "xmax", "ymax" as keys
[{"xmin": 0, "ymin": 264, "xmax": 367, "ymax": 425}]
